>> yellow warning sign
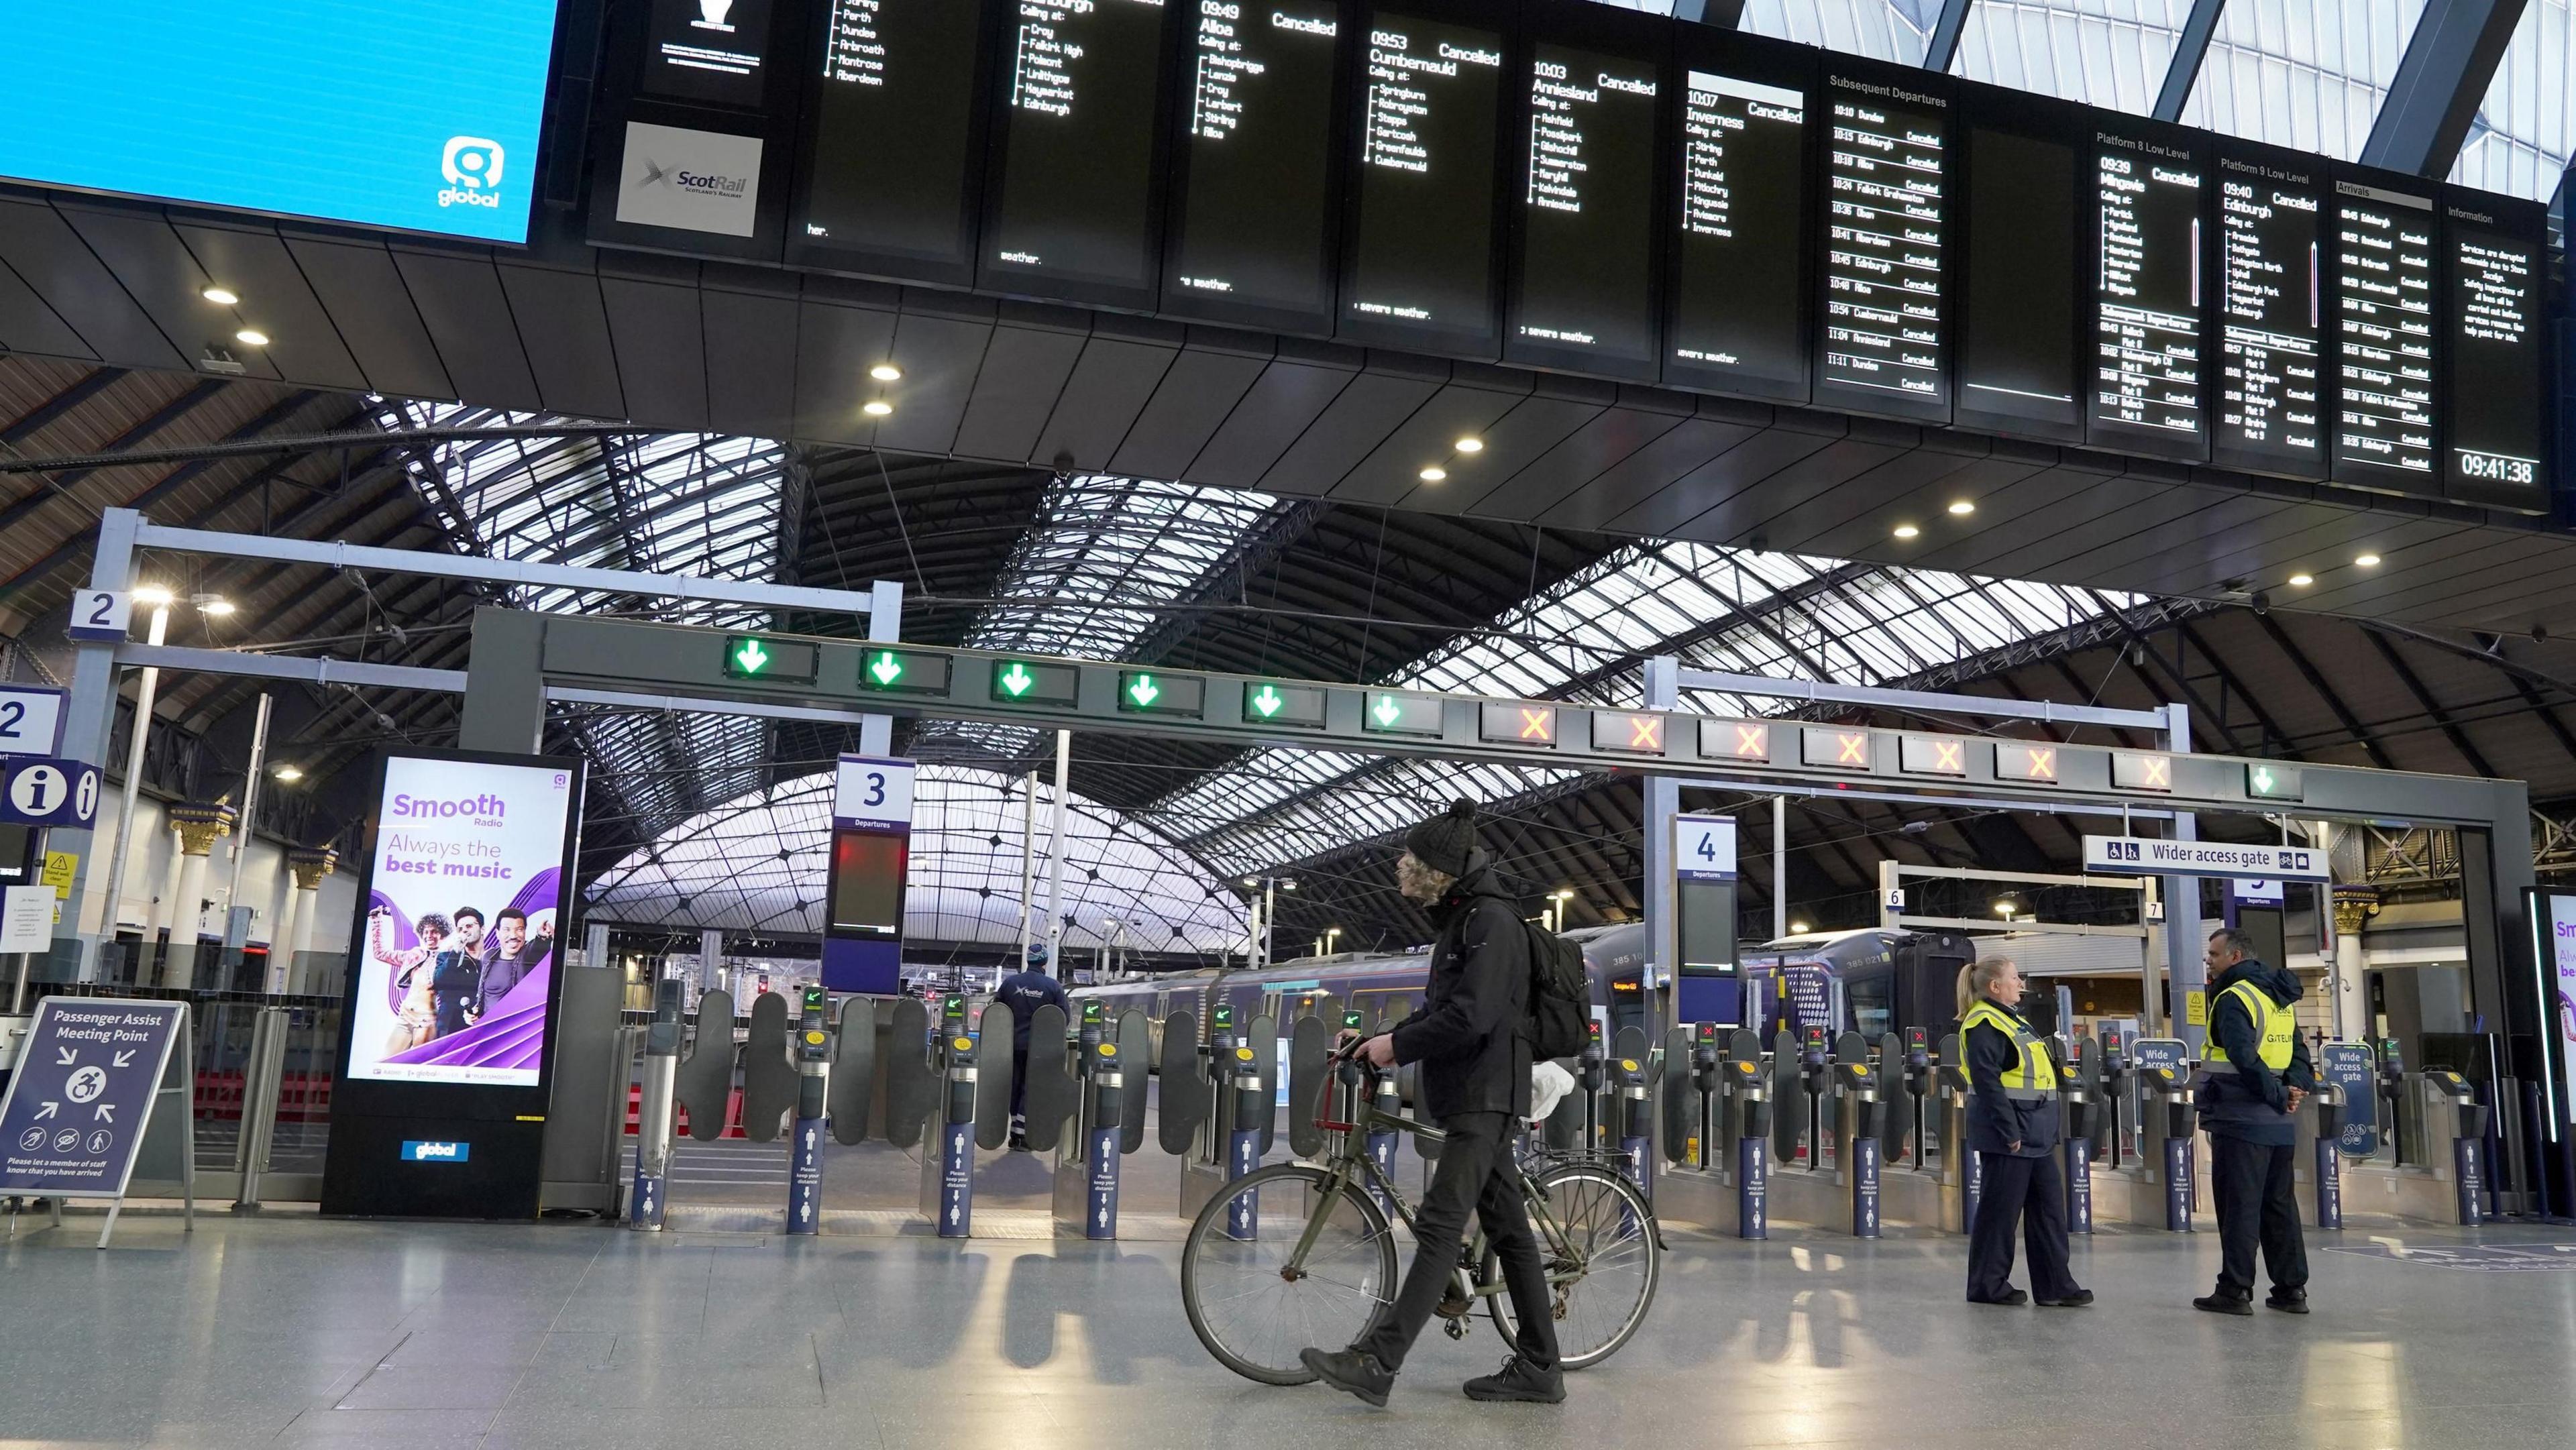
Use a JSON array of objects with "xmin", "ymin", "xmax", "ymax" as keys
[
  {"xmin": 41, "ymin": 850, "xmax": 77, "ymax": 899},
  {"xmin": 2184, "ymin": 989, "xmax": 2207, "ymax": 1027}
]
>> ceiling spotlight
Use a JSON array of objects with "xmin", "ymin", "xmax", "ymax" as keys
[
  {"xmin": 1790, "ymin": 920, "xmax": 1811, "ymax": 935},
  {"xmin": 2354, "ymin": 553, "xmax": 2381, "ymax": 568},
  {"xmin": 272, "ymin": 765, "xmax": 305, "ymax": 783},
  {"xmin": 1892, "ymin": 523, "xmax": 1921, "ymax": 540},
  {"xmin": 1994, "ymin": 899, "xmax": 2019, "ymax": 918},
  {"xmin": 198, "ymin": 597, "xmax": 236, "ymax": 616},
  {"xmin": 201, "ymin": 285, "xmax": 239, "ymax": 306},
  {"xmin": 2287, "ymin": 573, "xmax": 2315, "ymax": 588},
  {"xmin": 235, "ymin": 328, "xmax": 270, "ymax": 347},
  {"xmin": 1419, "ymin": 465, "xmax": 1446, "ymax": 482},
  {"xmin": 1454, "ymin": 436, "xmax": 1484, "ymax": 453},
  {"xmin": 869, "ymin": 364, "xmax": 903, "ymax": 382},
  {"xmin": 132, "ymin": 585, "xmax": 175, "ymax": 607},
  {"xmin": 1947, "ymin": 500, "xmax": 1976, "ymax": 516},
  {"xmin": 862, "ymin": 399, "xmax": 894, "ymax": 416}
]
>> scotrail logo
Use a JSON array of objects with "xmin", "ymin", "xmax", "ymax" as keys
[
  {"xmin": 439, "ymin": 137, "xmax": 505, "ymax": 210},
  {"xmin": 635, "ymin": 155, "xmax": 751, "ymax": 199}
]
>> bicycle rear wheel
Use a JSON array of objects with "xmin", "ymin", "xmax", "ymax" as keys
[
  {"xmin": 1181, "ymin": 1162, "xmax": 1399, "ymax": 1384},
  {"xmin": 1485, "ymin": 1161, "xmax": 1659, "ymax": 1369}
]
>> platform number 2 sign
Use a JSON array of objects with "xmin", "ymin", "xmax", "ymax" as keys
[{"xmin": 65, "ymin": 590, "xmax": 131, "ymax": 643}]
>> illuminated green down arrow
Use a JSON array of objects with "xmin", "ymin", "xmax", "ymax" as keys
[
  {"xmin": 732, "ymin": 637, "xmax": 771, "ymax": 675},
  {"xmin": 1371, "ymin": 694, "xmax": 1404, "ymax": 727},
  {"xmin": 1127, "ymin": 674, "xmax": 1161, "ymax": 708},
  {"xmin": 867, "ymin": 651, "xmax": 904, "ymax": 686},
  {"xmin": 998, "ymin": 662, "xmax": 1036, "ymax": 698},
  {"xmin": 1249, "ymin": 685, "xmax": 1285, "ymax": 718}
]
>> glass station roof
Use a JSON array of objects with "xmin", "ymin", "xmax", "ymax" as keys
[{"xmin": 586, "ymin": 764, "xmax": 1249, "ymax": 956}]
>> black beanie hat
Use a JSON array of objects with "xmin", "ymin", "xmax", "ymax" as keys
[{"xmin": 1405, "ymin": 799, "xmax": 1481, "ymax": 879}]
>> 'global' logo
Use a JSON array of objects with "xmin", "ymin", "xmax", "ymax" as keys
[{"xmin": 439, "ymin": 137, "xmax": 505, "ymax": 209}]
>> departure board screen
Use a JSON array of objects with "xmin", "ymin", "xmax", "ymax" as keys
[
  {"xmin": 1815, "ymin": 70, "xmax": 1950, "ymax": 421},
  {"xmin": 1956, "ymin": 121, "xmax": 2076, "ymax": 439},
  {"xmin": 2331, "ymin": 178, "xmax": 2439, "ymax": 492},
  {"xmin": 643, "ymin": 0, "xmax": 777, "ymax": 108},
  {"xmin": 2443, "ymin": 199, "xmax": 2548, "ymax": 510},
  {"xmin": 2210, "ymin": 147, "xmax": 2324, "ymax": 478},
  {"xmin": 1507, "ymin": 40, "xmax": 1662, "ymax": 376},
  {"xmin": 1163, "ymin": 2, "xmax": 1343, "ymax": 331},
  {"xmin": 982, "ymin": 0, "xmax": 1172, "ymax": 305},
  {"xmin": 791, "ymin": 0, "xmax": 989, "ymax": 283},
  {"xmin": 1666, "ymin": 58, "xmax": 1809, "ymax": 399},
  {"xmin": 2089, "ymin": 127, "xmax": 2205, "ymax": 457},
  {"xmin": 1340, "ymin": 7, "xmax": 1507, "ymax": 353}
]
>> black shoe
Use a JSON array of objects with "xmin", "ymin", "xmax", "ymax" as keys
[
  {"xmin": 2035, "ymin": 1289, "xmax": 2094, "ymax": 1308},
  {"xmin": 1463, "ymin": 1355, "xmax": 1565, "ymax": 1404},
  {"xmin": 2265, "ymin": 1289, "xmax": 2310, "ymax": 1315},
  {"xmin": 2194, "ymin": 1292, "xmax": 2255, "ymax": 1317},
  {"xmin": 1008, "ymin": 1135, "xmax": 1030, "ymax": 1153},
  {"xmin": 1301, "ymin": 1347, "xmax": 1392, "ymax": 1408},
  {"xmin": 1966, "ymin": 1288, "xmax": 2029, "ymax": 1306}
]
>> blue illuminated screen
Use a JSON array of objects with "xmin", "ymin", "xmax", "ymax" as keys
[{"xmin": 0, "ymin": 1, "xmax": 561, "ymax": 243}]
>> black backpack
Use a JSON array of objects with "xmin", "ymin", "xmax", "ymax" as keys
[{"xmin": 1522, "ymin": 921, "xmax": 1589, "ymax": 1060}]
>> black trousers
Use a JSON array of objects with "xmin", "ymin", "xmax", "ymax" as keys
[
  {"xmin": 1966, "ymin": 1150, "xmax": 2081, "ymax": 1302},
  {"xmin": 2209, "ymin": 1136, "xmax": 2307, "ymax": 1296},
  {"xmin": 1358, "ymin": 1111, "xmax": 1559, "ymax": 1372}
]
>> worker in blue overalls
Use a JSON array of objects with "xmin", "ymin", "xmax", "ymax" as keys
[{"xmin": 1960, "ymin": 957, "xmax": 2092, "ymax": 1308}]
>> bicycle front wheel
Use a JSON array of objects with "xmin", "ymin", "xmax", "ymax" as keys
[
  {"xmin": 1485, "ymin": 1161, "xmax": 1660, "ymax": 1369},
  {"xmin": 1181, "ymin": 1162, "xmax": 1399, "ymax": 1385}
]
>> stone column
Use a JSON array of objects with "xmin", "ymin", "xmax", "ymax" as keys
[
  {"xmin": 266, "ymin": 879, "xmax": 302, "ymax": 995},
  {"xmin": 160, "ymin": 803, "xmax": 235, "ymax": 989},
  {"xmin": 2328, "ymin": 885, "xmax": 2381, "ymax": 1044},
  {"xmin": 284, "ymin": 848, "xmax": 337, "ymax": 995}
]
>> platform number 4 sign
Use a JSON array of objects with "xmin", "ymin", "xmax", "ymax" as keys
[{"xmin": 1674, "ymin": 815, "xmax": 1738, "ymax": 882}]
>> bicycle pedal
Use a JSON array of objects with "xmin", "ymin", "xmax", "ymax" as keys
[{"xmin": 1444, "ymin": 1319, "xmax": 1470, "ymax": 1341}]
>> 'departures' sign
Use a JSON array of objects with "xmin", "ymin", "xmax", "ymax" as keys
[{"xmin": 2082, "ymin": 836, "xmax": 2328, "ymax": 881}]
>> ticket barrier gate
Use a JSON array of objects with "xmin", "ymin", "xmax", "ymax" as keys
[
  {"xmin": 786, "ymin": 987, "xmax": 831, "ymax": 1235},
  {"xmin": 628, "ymin": 978, "xmax": 685, "ymax": 1231},
  {"xmin": 1176, "ymin": 1007, "xmax": 1278, "ymax": 1220},
  {"xmin": 1937, "ymin": 1038, "xmax": 1979, "ymax": 1235},
  {"xmin": 2059, "ymin": 1037, "xmax": 2096, "ymax": 1236},
  {"xmin": 2426, "ymin": 1070, "xmax": 2487, "ymax": 1226},
  {"xmin": 1611, "ymin": 1026, "xmax": 1653, "ymax": 1203},
  {"xmin": 1051, "ymin": 1003, "xmax": 1151, "ymax": 1238},
  {"xmin": 2145, "ymin": 1062, "xmax": 2196, "ymax": 1232},
  {"xmin": 1654, "ymin": 1026, "xmax": 1768, "ymax": 1238},
  {"xmin": 1764, "ymin": 1032, "xmax": 1906, "ymax": 1235},
  {"xmin": 916, "ymin": 995, "xmax": 983, "ymax": 1238},
  {"xmin": 2305, "ymin": 1079, "xmax": 2345, "ymax": 1229}
]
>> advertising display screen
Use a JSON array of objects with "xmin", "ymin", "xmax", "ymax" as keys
[
  {"xmin": 1163, "ymin": 1, "xmax": 1345, "ymax": 331},
  {"xmin": 1, "ymin": 1, "xmax": 561, "ymax": 244},
  {"xmin": 790, "ymin": 0, "xmax": 991, "ymax": 282},
  {"xmin": 2211, "ymin": 143, "xmax": 2326, "ymax": 478},
  {"xmin": 642, "ymin": 0, "xmax": 777, "ymax": 108},
  {"xmin": 1815, "ymin": 64, "xmax": 1951, "ymax": 422},
  {"xmin": 1955, "ymin": 115, "xmax": 2077, "ymax": 439},
  {"xmin": 1505, "ymin": 24, "xmax": 1664, "ymax": 378},
  {"xmin": 345, "ymin": 755, "xmax": 581, "ymax": 1089},
  {"xmin": 981, "ymin": 0, "xmax": 1173, "ymax": 305},
  {"xmin": 2331, "ymin": 176, "xmax": 2440, "ymax": 493},
  {"xmin": 2534, "ymin": 890, "xmax": 2576, "ymax": 1135},
  {"xmin": 2442, "ymin": 194, "xmax": 2549, "ymax": 511},
  {"xmin": 1665, "ymin": 47, "xmax": 1811, "ymax": 400},
  {"xmin": 2089, "ymin": 123, "xmax": 2206, "ymax": 457},
  {"xmin": 1340, "ymin": 3, "xmax": 1509, "ymax": 353}
]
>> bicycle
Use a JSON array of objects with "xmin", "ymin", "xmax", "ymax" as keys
[{"xmin": 1179, "ymin": 1052, "xmax": 1660, "ymax": 1384}]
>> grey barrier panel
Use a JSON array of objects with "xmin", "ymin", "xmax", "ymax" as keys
[
  {"xmin": 1247, "ymin": 1012, "xmax": 1280, "ymax": 1156},
  {"xmin": 1772, "ymin": 1029, "xmax": 1802, "ymax": 1165},
  {"xmin": 739, "ymin": 991, "xmax": 797, "ymax": 1144},
  {"xmin": 1830, "ymin": 1030, "xmax": 1867, "ymax": 1162},
  {"xmin": 1287, "ymin": 1015, "xmax": 1332, "ymax": 1158},
  {"xmin": 828, "ymin": 996, "xmax": 876, "ymax": 1146},
  {"xmin": 880, "ymin": 996, "xmax": 936, "ymax": 1151},
  {"xmin": 1021, "ymin": 1003, "xmax": 1076, "ymax": 1153},
  {"xmin": 1402, "ymin": 1060, "xmax": 1440, "ymax": 1158},
  {"xmin": 1156, "ymin": 1009, "xmax": 1206, "ymax": 1156},
  {"xmin": 675, "ymin": 989, "xmax": 737, "ymax": 1142},
  {"xmin": 2078, "ymin": 1034, "xmax": 2103, "ymax": 1150},
  {"xmin": 1614, "ymin": 1025, "xmax": 1652, "ymax": 1144},
  {"xmin": 973, "ymin": 999, "xmax": 1017, "ymax": 1151},
  {"xmin": 1116, "ymin": 1008, "xmax": 1151, "ymax": 1154},
  {"xmin": 1662, "ymin": 1026, "xmax": 1694, "ymax": 1163},
  {"xmin": 1880, "ymin": 1032, "xmax": 1905, "ymax": 1144}
]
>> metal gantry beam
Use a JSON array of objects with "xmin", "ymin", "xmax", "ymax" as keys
[
  {"xmin": 2361, "ymin": 0, "xmax": 2528, "ymax": 178},
  {"xmin": 1923, "ymin": 0, "xmax": 1977, "ymax": 72},
  {"xmin": 2154, "ymin": 0, "xmax": 2231, "ymax": 122}
]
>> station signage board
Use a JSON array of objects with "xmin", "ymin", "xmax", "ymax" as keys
[{"xmin": 2082, "ymin": 836, "xmax": 2327, "ymax": 881}]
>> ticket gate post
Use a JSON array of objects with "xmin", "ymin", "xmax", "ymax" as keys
[
  {"xmin": 1799, "ymin": 1027, "xmax": 1830, "ymax": 1170},
  {"xmin": 1833, "ymin": 1052, "xmax": 1881, "ymax": 1237},
  {"xmin": 2424, "ymin": 1070, "xmax": 2487, "ymax": 1225},
  {"xmin": 2059, "ymin": 1038, "xmax": 2094, "ymax": 1235},
  {"xmin": 926, "ymin": 995, "xmax": 977, "ymax": 1239},
  {"xmin": 2149, "ymin": 1064, "xmax": 2194, "ymax": 1232},
  {"xmin": 786, "ymin": 987, "xmax": 831, "ymax": 1235},
  {"xmin": 1688, "ymin": 1024, "xmax": 1721, "ymax": 1169},
  {"xmin": 1937, "ymin": 1042, "xmax": 1979, "ymax": 1237},
  {"xmin": 1613, "ymin": 1047, "xmax": 1652, "ymax": 1200},
  {"xmin": 1731, "ymin": 1055, "xmax": 1770, "ymax": 1239},
  {"xmin": 629, "ymin": 978, "xmax": 684, "ymax": 1231},
  {"xmin": 1344, "ymin": 1010, "xmax": 1399, "ymax": 1213},
  {"xmin": 1900, "ymin": 1028, "xmax": 1931, "ymax": 1167},
  {"xmin": 1577, "ymin": 1023, "xmax": 1607, "ymax": 1150},
  {"xmin": 2375, "ymin": 1040, "xmax": 2410, "ymax": 1165},
  {"xmin": 1222, "ymin": 1040, "xmax": 1266, "ymax": 1239},
  {"xmin": 2310, "ymin": 1078, "xmax": 2345, "ymax": 1229},
  {"xmin": 1203, "ymin": 1004, "xmax": 1239, "ymax": 1169},
  {"xmin": 2098, "ymin": 1037, "xmax": 2131, "ymax": 1169},
  {"xmin": 1080, "ymin": 1037, "xmax": 1124, "ymax": 1239}
]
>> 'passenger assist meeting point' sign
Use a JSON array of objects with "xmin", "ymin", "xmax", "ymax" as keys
[
  {"xmin": 2082, "ymin": 836, "xmax": 2328, "ymax": 881},
  {"xmin": 0, "ymin": 998, "xmax": 186, "ymax": 1197}
]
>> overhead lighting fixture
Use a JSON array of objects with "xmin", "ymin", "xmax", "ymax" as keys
[
  {"xmin": 2288, "ymin": 573, "xmax": 2315, "ymax": 588},
  {"xmin": 132, "ymin": 585, "xmax": 175, "ymax": 607},
  {"xmin": 1790, "ymin": 920, "xmax": 1811, "ymax": 935},
  {"xmin": 198, "ymin": 597, "xmax": 235, "ymax": 616},
  {"xmin": 862, "ymin": 400, "xmax": 894, "ymax": 416},
  {"xmin": 2354, "ymin": 553, "xmax": 2381, "ymax": 568},
  {"xmin": 1994, "ymin": 900, "xmax": 2018, "ymax": 918},
  {"xmin": 1454, "ymin": 436, "xmax": 1484, "ymax": 453},
  {"xmin": 1947, "ymin": 500, "xmax": 1976, "ymax": 516},
  {"xmin": 1418, "ymin": 465, "xmax": 1446, "ymax": 482},
  {"xmin": 272, "ymin": 765, "xmax": 304, "ymax": 783},
  {"xmin": 200, "ymin": 285, "xmax": 239, "ymax": 306},
  {"xmin": 235, "ymin": 329, "xmax": 270, "ymax": 347},
  {"xmin": 869, "ymin": 364, "xmax": 903, "ymax": 382},
  {"xmin": 1892, "ymin": 523, "xmax": 1921, "ymax": 540}
]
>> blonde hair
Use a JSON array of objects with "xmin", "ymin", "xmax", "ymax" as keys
[{"xmin": 1956, "ymin": 957, "xmax": 2017, "ymax": 1017}]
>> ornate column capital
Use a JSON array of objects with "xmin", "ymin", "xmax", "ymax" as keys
[
  {"xmin": 2329, "ymin": 883, "xmax": 2381, "ymax": 937},
  {"xmin": 286, "ymin": 846, "xmax": 338, "ymax": 891},
  {"xmin": 168, "ymin": 801, "xmax": 237, "ymax": 857}
]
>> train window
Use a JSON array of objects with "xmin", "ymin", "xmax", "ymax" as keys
[{"xmin": 1848, "ymin": 973, "xmax": 1894, "ymax": 1040}]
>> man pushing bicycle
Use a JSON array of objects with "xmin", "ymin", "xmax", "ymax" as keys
[{"xmin": 1301, "ymin": 800, "xmax": 1564, "ymax": 1407}]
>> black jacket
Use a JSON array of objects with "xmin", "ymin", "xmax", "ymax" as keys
[
  {"xmin": 2196, "ymin": 958, "xmax": 2316, "ymax": 1146},
  {"xmin": 1964, "ymin": 999, "xmax": 2061, "ymax": 1158},
  {"xmin": 1391, "ymin": 867, "xmax": 1532, "ymax": 1119},
  {"xmin": 993, "ymin": 970, "xmax": 1071, "ymax": 1054}
]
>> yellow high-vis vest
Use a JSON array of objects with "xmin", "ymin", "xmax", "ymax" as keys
[
  {"xmin": 2202, "ymin": 979, "xmax": 2295, "ymax": 1072},
  {"xmin": 1962, "ymin": 1000, "xmax": 2057, "ymax": 1101}
]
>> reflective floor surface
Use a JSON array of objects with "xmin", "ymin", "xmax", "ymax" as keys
[{"xmin": 4, "ymin": 1210, "xmax": 2574, "ymax": 1450}]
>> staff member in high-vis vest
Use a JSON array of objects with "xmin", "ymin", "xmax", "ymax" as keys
[
  {"xmin": 1959, "ymin": 958, "xmax": 2090, "ymax": 1307},
  {"xmin": 2194, "ymin": 927, "xmax": 2318, "ymax": 1315}
]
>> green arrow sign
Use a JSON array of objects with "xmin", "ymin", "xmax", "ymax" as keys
[
  {"xmin": 1250, "ymin": 685, "xmax": 1285, "ymax": 718},
  {"xmin": 998, "ymin": 663, "xmax": 1035, "ymax": 698},
  {"xmin": 1371, "ymin": 694, "xmax": 1403, "ymax": 727},
  {"xmin": 1127, "ymin": 674, "xmax": 1161, "ymax": 708},
  {"xmin": 867, "ymin": 651, "xmax": 904, "ymax": 686},
  {"xmin": 733, "ymin": 638, "xmax": 770, "ymax": 675}
]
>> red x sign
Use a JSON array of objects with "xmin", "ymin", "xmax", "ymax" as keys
[
  {"xmin": 2026, "ymin": 747, "xmax": 2055, "ymax": 780},
  {"xmin": 1630, "ymin": 716, "xmax": 1663, "ymax": 751},
  {"xmin": 1734, "ymin": 724, "xmax": 1768, "ymax": 759},
  {"xmin": 1836, "ymin": 732, "xmax": 1868, "ymax": 765},
  {"xmin": 1520, "ymin": 708, "xmax": 1553, "ymax": 741}
]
